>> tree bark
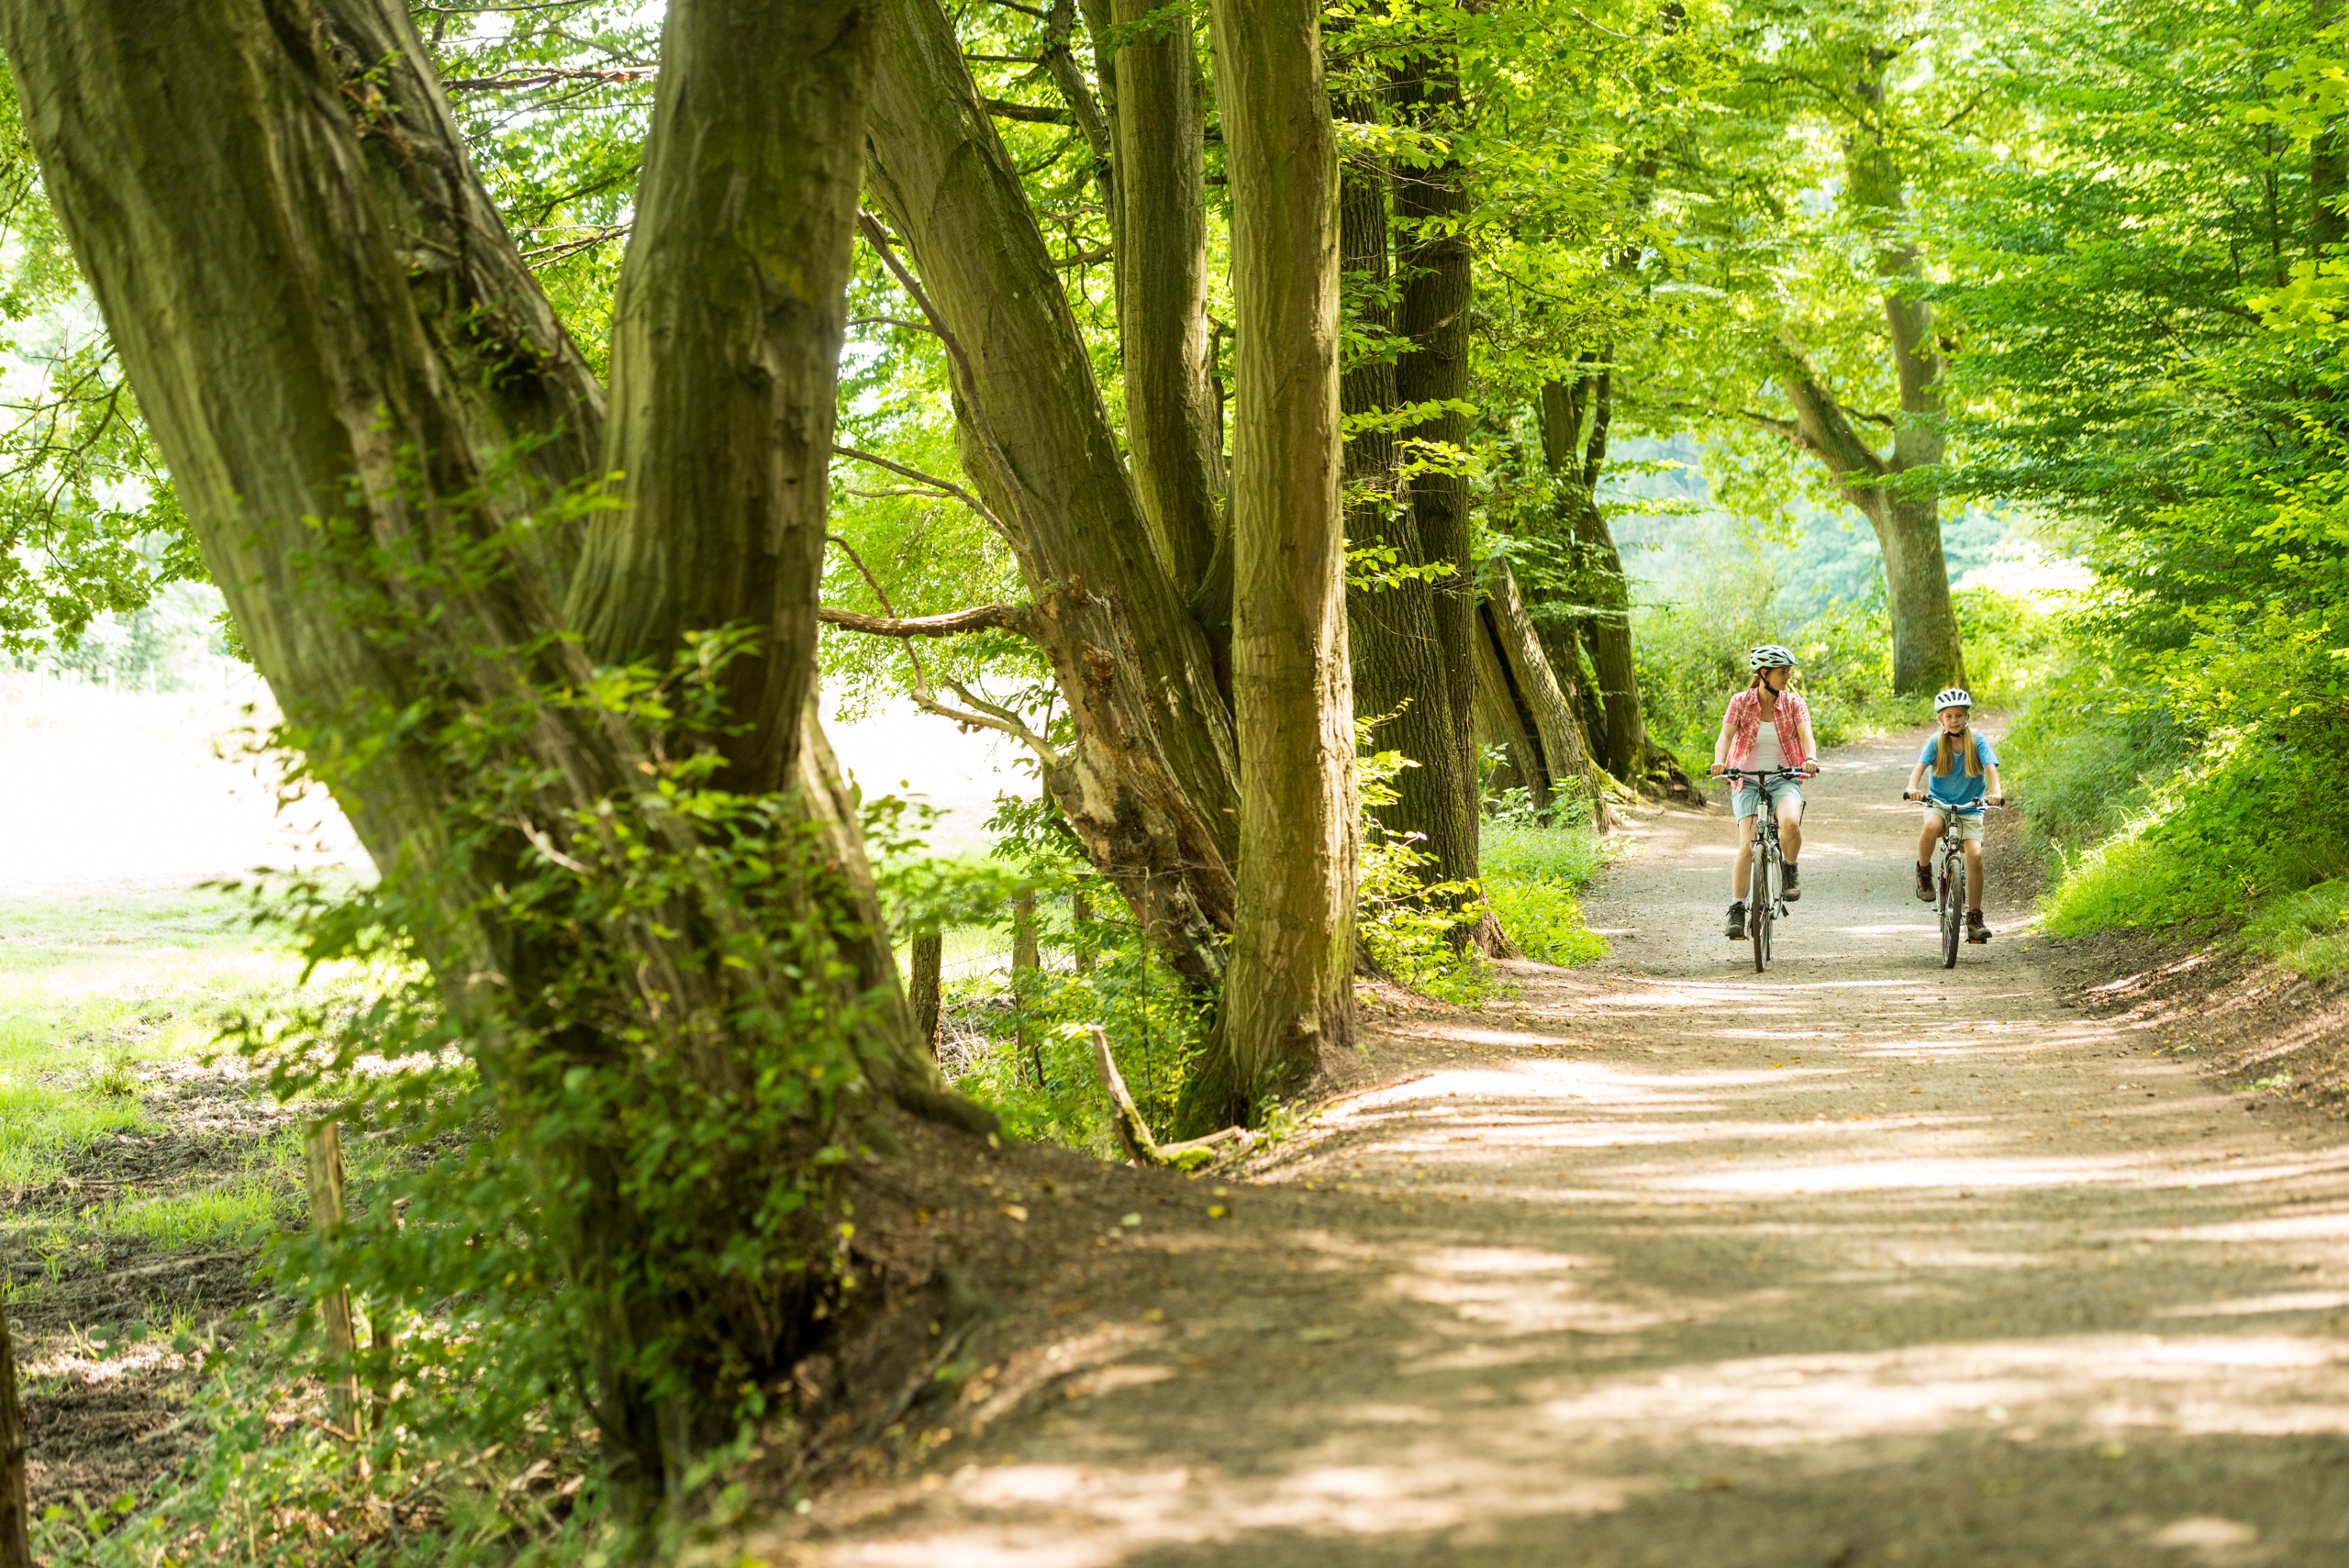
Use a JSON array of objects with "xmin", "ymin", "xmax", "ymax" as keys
[
  {"xmin": 909, "ymin": 930, "xmax": 944, "ymax": 1059},
  {"xmin": 564, "ymin": 0, "xmax": 874, "ymax": 795},
  {"xmin": 0, "ymin": 1292, "xmax": 28, "ymax": 1568},
  {"xmin": 1102, "ymin": 0, "xmax": 1223, "ymax": 605},
  {"xmin": 1338, "ymin": 117, "xmax": 1477, "ymax": 901},
  {"xmin": 866, "ymin": 0, "xmax": 1241, "ymax": 991},
  {"xmin": 1188, "ymin": 0, "xmax": 1355, "ymax": 1127},
  {"xmin": 2316, "ymin": 0, "xmax": 2346, "ymax": 252},
  {"xmin": 1469, "ymin": 618, "xmax": 1549, "ymax": 811},
  {"xmin": 2, "ymin": 0, "xmax": 980, "ymax": 1504},
  {"xmin": 1391, "ymin": 55, "xmax": 1479, "ymax": 832}
]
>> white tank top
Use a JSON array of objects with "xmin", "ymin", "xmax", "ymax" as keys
[{"xmin": 1751, "ymin": 720, "xmax": 1783, "ymax": 771}]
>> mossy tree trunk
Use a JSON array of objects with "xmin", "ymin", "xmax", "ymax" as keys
[
  {"xmin": 1184, "ymin": 0, "xmax": 1357, "ymax": 1128},
  {"xmin": 1, "ymin": 0, "xmax": 980, "ymax": 1507}
]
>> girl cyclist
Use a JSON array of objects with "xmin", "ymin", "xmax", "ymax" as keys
[
  {"xmin": 1707, "ymin": 644, "xmax": 1820, "ymax": 941},
  {"xmin": 1903, "ymin": 687, "xmax": 2007, "ymax": 943}
]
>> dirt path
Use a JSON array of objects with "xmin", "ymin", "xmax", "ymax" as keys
[{"xmin": 774, "ymin": 732, "xmax": 2349, "ymax": 1567}]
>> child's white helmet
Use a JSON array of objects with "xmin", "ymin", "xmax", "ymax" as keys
[{"xmin": 1934, "ymin": 687, "xmax": 1973, "ymax": 712}]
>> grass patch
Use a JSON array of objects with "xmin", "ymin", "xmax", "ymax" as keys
[
  {"xmin": 2237, "ymin": 879, "xmax": 2349, "ymax": 981},
  {"xmin": 1482, "ymin": 817, "xmax": 1612, "ymax": 967},
  {"xmin": 0, "ymin": 1071, "xmax": 158, "ymax": 1186},
  {"xmin": 98, "ymin": 1174, "xmax": 284, "ymax": 1250}
]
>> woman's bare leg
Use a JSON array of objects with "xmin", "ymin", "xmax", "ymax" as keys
[
  {"xmin": 1780, "ymin": 803, "xmax": 1804, "ymax": 862},
  {"xmin": 1732, "ymin": 814, "xmax": 1758, "ymax": 896}
]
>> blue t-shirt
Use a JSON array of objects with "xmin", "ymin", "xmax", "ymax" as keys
[{"xmin": 1920, "ymin": 730, "xmax": 1997, "ymax": 810}]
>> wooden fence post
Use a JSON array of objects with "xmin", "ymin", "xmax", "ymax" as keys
[
  {"xmin": 1072, "ymin": 888, "xmax": 1095, "ymax": 974},
  {"xmin": 301, "ymin": 1120, "xmax": 363, "ymax": 1440},
  {"xmin": 909, "ymin": 931, "xmax": 944, "ymax": 1060},
  {"xmin": 0, "ymin": 1299, "xmax": 31, "ymax": 1568},
  {"xmin": 1011, "ymin": 889, "xmax": 1042, "ymax": 1084}
]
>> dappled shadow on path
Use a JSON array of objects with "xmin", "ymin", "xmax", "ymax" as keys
[{"xmin": 769, "ymin": 731, "xmax": 2349, "ymax": 1566}]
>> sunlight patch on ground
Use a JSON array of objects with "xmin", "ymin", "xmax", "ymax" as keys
[{"xmin": 2156, "ymin": 1291, "xmax": 2349, "ymax": 1318}]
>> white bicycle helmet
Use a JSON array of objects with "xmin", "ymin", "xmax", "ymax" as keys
[
  {"xmin": 1747, "ymin": 644, "xmax": 1797, "ymax": 671},
  {"xmin": 1934, "ymin": 686, "xmax": 1973, "ymax": 712}
]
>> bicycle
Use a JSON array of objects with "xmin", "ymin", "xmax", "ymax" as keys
[
  {"xmin": 1720, "ymin": 767, "xmax": 1807, "ymax": 973},
  {"xmin": 1906, "ymin": 793, "xmax": 2005, "ymax": 968}
]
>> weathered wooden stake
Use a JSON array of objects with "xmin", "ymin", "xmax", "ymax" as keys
[
  {"xmin": 1072, "ymin": 889, "xmax": 1095, "ymax": 974},
  {"xmin": 301, "ymin": 1119, "xmax": 363, "ymax": 1440},
  {"xmin": 909, "ymin": 931, "xmax": 944, "ymax": 1060},
  {"xmin": 1011, "ymin": 890, "xmax": 1043, "ymax": 1084},
  {"xmin": 0, "ymin": 1299, "xmax": 32, "ymax": 1568}
]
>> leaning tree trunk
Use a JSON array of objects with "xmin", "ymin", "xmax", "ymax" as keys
[
  {"xmin": 865, "ymin": 0, "xmax": 1241, "ymax": 992},
  {"xmin": 2, "ymin": 0, "xmax": 980, "ymax": 1508},
  {"xmin": 1185, "ymin": 0, "xmax": 1355, "ymax": 1130},
  {"xmin": 1538, "ymin": 369, "xmax": 1649, "ymax": 780},
  {"xmin": 1337, "ymin": 113, "xmax": 1477, "ymax": 905}
]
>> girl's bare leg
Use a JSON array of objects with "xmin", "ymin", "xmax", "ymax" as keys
[
  {"xmin": 1780, "ymin": 804, "xmax": 1804, "ymax": 862},
  {"xmin": 1965, "ymin": 840, "xmax": 1986, "ymax": 910},
  {"xmin": 1915, "ymin": 814, "xmax": 1943, "ymax": 866}
]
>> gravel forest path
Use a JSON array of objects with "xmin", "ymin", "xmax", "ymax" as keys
[{"xmin": 782, "ymin": 731, "xmax": 2349, "ymax": 1567}]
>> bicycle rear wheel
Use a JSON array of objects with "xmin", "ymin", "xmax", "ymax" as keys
[
  {"xmin": 1751, "ymin": 840, "xmax": 1773, "ymax": 973},
  {"xmin": 1940, "ymin": 851, "xmax": 1962, "ymax": 968}
]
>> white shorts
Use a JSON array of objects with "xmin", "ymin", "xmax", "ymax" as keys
[{"xmin": 1925, "ymin": 803, "xmax": 1985, "ymax": 842}]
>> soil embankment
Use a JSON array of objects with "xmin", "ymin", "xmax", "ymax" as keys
[{"xmin": 763, "ymin": 729, "xmax": 2349, "ymax": 1566}]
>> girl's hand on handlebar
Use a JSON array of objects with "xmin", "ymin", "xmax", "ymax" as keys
[
  {"xmin": 1801, "ymin": 762, "xmax": 1820, "ymax": 778},
  {"xmin": 1990, "ymin": 794, "xmax": 2007, "ymax": 806},
  {"xmin": 1902, "ymin": 790, "xmax": 1922, "ymax": 802},
  {"xmin": 1708, "ymin": 763, "xmax": 1727, "ymax": 777}
]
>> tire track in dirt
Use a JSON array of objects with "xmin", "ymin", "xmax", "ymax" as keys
[{"xmin": 770, "ymin": 731, "xmax": 2349, "ymax": 1567}]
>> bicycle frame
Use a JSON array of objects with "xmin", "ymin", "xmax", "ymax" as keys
[
  {"xmin": 1921, "ymin": 801, "xmax": 1999, "ymax": 968},
  {"xmin": 1723, "ymin": 767, "xmax": 1805, "ymax": 973}
]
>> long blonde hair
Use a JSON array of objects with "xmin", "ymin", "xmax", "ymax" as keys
[{"xmin": 1934, "ymin": 723, "xmax": 1984, "ymax": 778}]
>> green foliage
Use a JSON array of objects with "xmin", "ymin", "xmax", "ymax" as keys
[
  {"xmin": 2240, "ymin": 880, "xmax": 2349, "ymax": 981},
  {"xmin": 1481, "ymin": 820, "xmax": 1612, "ymax": 966}
]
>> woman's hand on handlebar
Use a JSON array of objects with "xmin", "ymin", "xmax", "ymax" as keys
[
  {"xmin": 1801, "ymin": 762, "xmax": 1820, "ymax": 778},
  {"xmin": 1708, "ymin": 763, "xmax": 1728, "ymax": 777}
]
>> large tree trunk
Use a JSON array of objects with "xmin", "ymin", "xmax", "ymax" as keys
[
  {"xmin": 3, "ymin": 0, "xmax": 977, "ymax": 1507},
  {"xmin": 1187, "ymin": 0, "xmax": 1355, "ymax": 1129},
  {"xmin": 1338, "ymin": 117, "xmax": 1477, "ymax": 903},
  {"xmin": 1390, "ymin": 55, "xmax": 1480, "ymax": 853},
  {"xmin": 866, "ymin": 0, "xmax": 1241, "ymax": 989},
  {"xmin": 1100, "ymin": 0, "xmax": 1223, "ymax": 606}
]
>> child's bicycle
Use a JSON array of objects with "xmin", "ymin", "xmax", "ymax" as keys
[
  {"xmin": 1722, "ymin": 767, "xmax": 1806, "ymax": 973},
  {"xmin": 1906, "ymin": 794, "xmax": 2005, "ymax": 968}
]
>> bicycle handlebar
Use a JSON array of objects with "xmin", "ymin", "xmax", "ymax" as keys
[
  {"xmin": 1904, "ymin": 793, "xmax": 2007, "ymax": 806},
  {"xmin": 1714, "ymin": 766, "xmax": 1809, "ymax": 781}
]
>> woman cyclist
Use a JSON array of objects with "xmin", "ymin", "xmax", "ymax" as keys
[
  {"xmin": 1707, "ymin": 645, "xmax": 1820, "ymax": 941},
  {"xmin": 1903, "ymin": 687, "xmax": 2007, "ymax": 943}
]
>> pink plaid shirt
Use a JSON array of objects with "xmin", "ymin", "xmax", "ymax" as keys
[{"xmin": 1721, "ymin": 687, "xmax": 1812, "ymax": 771}]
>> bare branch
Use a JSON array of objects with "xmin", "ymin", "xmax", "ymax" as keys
[
  {"xmin": 442, "ymin": 66, "xmax": 656, "ymax": 93},
  {"xmin": 830, "ymin": 443, "xmax": 1008, "ymax": 540},
  {"xmin": 818, "ymin": 603, "xmax": 1034, "ymax": 639},
  {"xmin": 985, "ymin": 97, "xmax": 1074, "ymax": 125}
]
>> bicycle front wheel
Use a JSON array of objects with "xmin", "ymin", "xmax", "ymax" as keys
[
  {"xmin": 1752, "ymin": 844, "xmax": 1772, "ymax": 973},
  {"xmin": 1940, "ymin": 855, "xmax": 1962, "ymax": 969}
]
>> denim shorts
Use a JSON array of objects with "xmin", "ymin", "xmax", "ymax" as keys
[{"xmin": 1732, "ymin": 779, "xmax": 1803, "ymax": 820}]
